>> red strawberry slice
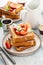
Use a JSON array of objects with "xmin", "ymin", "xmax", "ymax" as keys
[
  {"xmin": 20, "ymin": 24, "xmax": 25, "ymax": 28},
  {"xmin": 15, "ymin": 30, "xmax": 20, "ymax": 35},
  {"xmin": 20, "ymin": 24, "xmax": 28, "ymax": 31},
  {"xmin": 14, "ymin": 24, "xmax": 28, "ymax": 36},
  {"xmin": 5, "ymin": 41, "xmax": 11, "ymax": 49},
  {"xmin": 20, "ymin": 30, "xmax": 28, "ymax": 35},
  {"xmin": 14, "ymin": 27, "xmax": 17, "ymax": 31},
  {"xmin": 10, "ymin": 3, "xmax": 16, "ymax": 9}
]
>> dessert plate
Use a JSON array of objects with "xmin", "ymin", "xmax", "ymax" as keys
[
  {"xmin": 0, "ymin": 17, "xmax": 21, "ymax": 22},
  {"xmin": 2, "ymin": 33, "xmax": 41, "ymax": 56},
  {"xmin": 13, "ymin": 18, "xmax": 21, "ymax": 22}
]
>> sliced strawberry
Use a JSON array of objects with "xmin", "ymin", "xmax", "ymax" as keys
[
  {"xmin": 10, "ymin": 3, "xmax": 16, "ymax": 9},
  {"xmin": 5, "ymin": 41, "xmax": 11, "ymax": 49},
  {"xmin": 13, "ymin": 24, "xmax": 28, "ymax": 36},
  {"xmin": 14, "ymin": 27, "xmax": 17, "ymax": 31},
  {"xmin": 20, "ymin": 24, "xmax": 25, "ymax": 28},
  {"xmin": 20, "ymin": 24, "xmax": 28, "ymax": 31},
  {"xmin": 23, "ymin": 24, "xmax": 28, "ymax": 31},
  {"xmin": 20, "ymin": 30, "xmax": 28, "ymax": 35},
  {"xmin": 15, "ymin": 30, "xmax": 20, "ymax": 35}
]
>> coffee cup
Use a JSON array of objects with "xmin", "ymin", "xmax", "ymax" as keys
[{"xmin": 1, "ymin": 18, "xmax": 13, "ymax": 32}]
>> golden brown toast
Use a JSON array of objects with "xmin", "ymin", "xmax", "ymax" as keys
[
  {"xmin": 0, "ymin": 8, "xmax": 20, "ymax": 19},
  {"xmin": 11, "ymin": 39, "xmax": 36, "ymax": 47},
  {"xmin": 9, "ymin": 25, "xmax": 34, "ymax": 43},
  {"xmin": 10, "ymin": 37, "xmax": 36, "ymax": 51},
  {"xmin": 16, "ymin": 46, "xmax": 30, "ymax": 51},
  {"xmin": 15, "ymin": 44, "xmax": 35, "ymax": 51},
  {"xmin": 0, "ymin": 1, "xmax": 23, "ymax": 19},
  {"xmin": 5, "ymin": 14, "xmax": 20, "ymax": 19},
  {"xmin": 7, "ymin": 38, "xmax": 35, "ymax": 51},
  {"xmin": 6, "ymin": 1, "xmax": 23, "ymax": 13},
  {"xmin": 0, "ymin": 9, "xmax": 20, "ymax": 19}
]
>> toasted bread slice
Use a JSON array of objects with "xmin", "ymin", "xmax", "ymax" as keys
[
  {"xmin": 6, "ymin": 1, "xmax": 23, "ymax": 13},
  {"xmin": 8, "ymin": 37, "xmax": 36, "ymax": 51},
  {"xmin": 16, "ymin": 45, "xmax": 35, "ymax": 51},
  {"xmin": 5, "ymin": 14, "xmax": 20, "ymax": 19},
  {"xmin": 15, "ymin": 39, "xmax": 36, "ymax": 51},
  {"xmin": 9, "ymin": 25, "xmax": 34, "ymax": 43},
  {"xmin": 0, "ymin": 1, "xmax": 23, "ymax": 14},
  {"xmin": 11, "ymin": 39, "xmax": 36, "ymax": 47},
  {"xmin": 0, "ymin": 1, "xmax": 23, "ymax": 19},
  {"xmin": 0, "ymin": 8, "xmax": 20, "ymax": 19},
  {"xmin": 16, "ymin": 46, "xmax": 30, "ymax": 51},
  {"xmin": 10, "ymin": 38, "xmax": 36, "ymax": 51}
]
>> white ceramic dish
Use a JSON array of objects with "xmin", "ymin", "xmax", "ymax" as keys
[
  {"xmin": 13, "ymin": 18, "xmax": 21, "ymax": 22},
  {"xmin": 2, "ymin": 33, "xmax": 41, "ymax": 56}
]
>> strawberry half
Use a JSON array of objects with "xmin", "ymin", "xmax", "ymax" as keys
[
  {"xmin": 10, "ymin": 3, "xmax": 16, "ymax": 9},
  {"xmin": 15, "ymin": 30, "xmax": 20, "ymax": 35},
  {"xmin": 14, "ymin": 27, "xmax": 17, "ymax": 31},
  {"xmin": 5, "ymin": 41, "xmax": 11, "ymax": 49},
  {"xmin": 20, "ymin": 30, "xmax": 28, "ymax": 35},
  {"xmin": 20, "ymin": 24, "xmax": 28, "ymax": 31}
]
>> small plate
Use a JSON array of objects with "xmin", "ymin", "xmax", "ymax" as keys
[
  {"xmin": 13, "ymin": 18, "xmax": 21, "ymax": 22},
  {"xmin": 0, "ymin": 17, "xmax": 21, "ymax": 22},
  {"xmin": 2, "ymin": 33, "xmax": 41, "ymax": 56}
]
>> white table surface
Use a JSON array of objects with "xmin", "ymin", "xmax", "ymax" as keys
[{"xmin": 0, "ymin": 0, "xmax": 43, "ymax": 65}]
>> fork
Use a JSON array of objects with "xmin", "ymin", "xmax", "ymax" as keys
[
  {"xmin": 0, "ymin": 53, "xmax": 8, "ymax": 65},
  {"xmin": 0, "ymin": 47, "xmax": 16, "ymax": 65}
]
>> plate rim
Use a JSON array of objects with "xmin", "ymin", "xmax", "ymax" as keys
[
  {"xmin": 2, "ymin": 33, "xmax": 41, "ymax": 56},
  {"xmin": 0, "ymin": 17, "xmax": 21, "ymax": 22}
]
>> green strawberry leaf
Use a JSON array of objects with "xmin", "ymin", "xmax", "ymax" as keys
[{"xmin": 0, "ymin": 21, "xmax": 2, "ymax": 27}]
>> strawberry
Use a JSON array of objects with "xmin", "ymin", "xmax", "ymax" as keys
[
  {"xmin": 10, "ymin": 3, "xmax": 16, "ymax": 9},
  {"xmin": 5, "ymin": 41, "xmax": 11, "ymax": 49},
  {"xmin": 23, "ymin": 24, "xmax": 28, "ymax": 31},
  {"xmin": 15, "ymin": 30, "xmax": 20, "ymax": 35},
  {"xmin": 20, "ymin": 30, "xmax": 28, "ymax": 35},
  {"xmin": 20, "ymin": 24, "xmax": 28, "ymax": 31},
  {"xmin": 14, "ymin": 24, "xmax": 28, "ymax": 36},
  {"xmin": 20, "ymin": 24, "xmax": 25, "ymax": 28},
  {"xmin": 14, "ymin": 27, "xmax": 17, "ymax": 31}
]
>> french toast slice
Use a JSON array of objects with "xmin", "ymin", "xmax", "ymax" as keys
[
  {"xmin": 6, "ymin": 1, "xmax": 23, "ymax": 13},
  {"xmin": 5, "ymin": 14, "xmax": 20, "ymax": 19},
  {"xmin": 16, "ymin": 46, "xmax": 30, "ymax": 51},
  {"xmin": 0, "ymin": 1, "xmax": 23, "ymax": 19},
  {"xmin": 10, "ymin": 38, "xmax": 36, "ymax": 51},
  {"xmin": 9, "ymin": 24, "xmax": 34, "ymax": 43},
  {"xmin": 11, "ymin": 39, "xmax": 36, "ymax": 47},
  {"xmin": 15, "ymin": 44, "xmax": 35, "ymax": 51},
  {"xmin": 7, "ymin": 38, "xmax": 35, "ymax": 51}
]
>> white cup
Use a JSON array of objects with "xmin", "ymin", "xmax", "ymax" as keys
[{"xmin": 1, "ymin": 18, "xmax": 13, "ymax": 32}]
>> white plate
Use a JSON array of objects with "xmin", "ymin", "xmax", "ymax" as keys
[
  {"xmin": 13, "ymin": 18, "xmax": 21, "ymax": 22},
  {"xmin": 0, "ymin": 17, "xmax": 21, "ymax": 22},
  {"xmin": 2, "ymin": 33, "xmax": 41, "ymax": 56}
]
